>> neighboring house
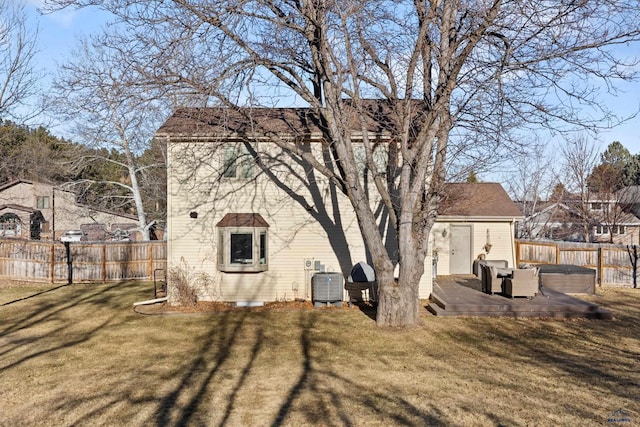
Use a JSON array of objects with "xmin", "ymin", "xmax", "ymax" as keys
[
  {"xmin": 588, "ymin": 190, "xmax": 640, "ymax": 244},
  {"xmin": 0, "ymin": 180, "xmax": 139, "ymax": 241},
  {"xmin": 158, "ymin": 107, "xmax": 523, "ymax": 304},
  {"xmin": 614, "ymin": 185, "xmax": 640, "ymax": 217},
  {"xmin": 516, "ymin": 201, "xmax": 588, "ymax": 242},
  {"xmin": 516, "ymin": 188, "xmax": 640, "ymax": 245}
]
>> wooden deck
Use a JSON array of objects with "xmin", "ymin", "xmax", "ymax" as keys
[{"xmin": 427, "ymin": 275, "xmax": 612, "ymax": 319}]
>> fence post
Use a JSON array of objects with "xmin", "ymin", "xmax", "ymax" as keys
[
  {"xmin": 598, "ymin": 247, "xmax": 604, "ymax": 287},
  {"xmin": 555, "ymin": 243, "xmax": 561, "ymax": 264},
  {"xmin": 102, "ymin": 244, "xmax": 107, "ymax": 282},
  {"xmin": 50, "ymin": 243, "xmax": 55, "ymax": 284},
  {"xmin": 148, "ymin": 242, "xmax": 154, "ymax": 280},
  {"xmin": 64, "ymin": 241, "xmax": 73, "ymax": 285}
]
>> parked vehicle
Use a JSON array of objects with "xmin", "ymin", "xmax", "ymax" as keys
[
  {"xmin": 110, "ymin": 228, "xmax": 131, "ymax": 242},
  {"xmin": 60, "ymin": 230, "xmax": 87, "ymax": 242}
]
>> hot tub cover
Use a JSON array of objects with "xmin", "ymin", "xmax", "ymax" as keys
[{"xmin": 536, "ymin": 264, "xmax": 595, "ymax": 275}]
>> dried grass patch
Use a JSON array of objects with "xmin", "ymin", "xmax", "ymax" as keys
[{"xmin": 1, "ymin": 282, "xmax": 638, "ymax": 426}]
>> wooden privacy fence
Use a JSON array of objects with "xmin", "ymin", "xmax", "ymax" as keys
[
  {"xmin": 0, "ymin": 239, "xmax": 166, "ymax": 283},
  {"xmin": 516, "ymin": 240, "xmax": 638, "ymax": 287}
]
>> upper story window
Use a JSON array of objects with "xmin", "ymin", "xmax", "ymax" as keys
[
  {"xmin": 595, "ymin": 224, "xmax": 626, "ymax": 235},
  {"xmin": 591, "ymin": 202, "xmax": 602, "ymax": 211},
  {"xmin": 36, "ymin": 196, "xmax": 50, "ymax": 209},
  {"xmin": 222, "ymin": 143, "xmax": 254, "ymax": 179},
  {"xmin": 216, "ymin": 213, "xmax": 269, "ymax": 273},
  {"xmin": 353, "ymin": 144, "xmax": 388, "ymax": 178}
]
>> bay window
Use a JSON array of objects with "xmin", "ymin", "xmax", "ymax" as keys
[{"xmin": 216, "ymin": 213, "xmax": 269, "ymax": 272}]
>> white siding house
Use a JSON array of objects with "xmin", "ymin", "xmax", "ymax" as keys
[{"xmin": 158, "ymin": 108, "xmax": 522, "ymax": 304}]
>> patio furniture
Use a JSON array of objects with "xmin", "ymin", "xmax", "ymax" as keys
[
  {"xmin": 496, "ymin": 267, "xmax": 514, "ymax": 278},
  {"xmin": 504, "ymin": 268, "xmax": 539, "ymax": 298},
  {"xmin": 474, "ymin": 259, "xmax": 509, "ymax": 282},
  {"xmin": 482, "ymin": 264, "xmax": 505, "ymax": 295}
]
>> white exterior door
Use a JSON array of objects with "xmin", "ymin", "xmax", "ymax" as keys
[{"xmin": 449, "ymin": 225, "xmax": 472, "ymax": 274}]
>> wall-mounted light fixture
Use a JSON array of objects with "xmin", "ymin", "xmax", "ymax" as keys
[
  {"xmin": 483, "ymin": 228, "xmax": 492, "ymax": 253},
  {"xmin": 189, "ymin": 211, "xmax": 198, "ymax": 219},
  {"xmin": 442, "ymin": 228, "xmax": 448, "ymax": 238}
]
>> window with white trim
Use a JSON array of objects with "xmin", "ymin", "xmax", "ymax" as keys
[
  {"xmin": 596, "ymin": 224, "xmax": 626, "ymax": 235},
  {"xmin": 353, "ymin": 144, "xmax": 387, "ymax": 178},
  {"xmin": 597, "ymin": 225, "xmax": 609, "ymax": 235},
  {"xmin": 216, "ymin": 213, "xmax": 268, "ymax": 272},
  {"xmin": 222, "ymin": 143, "xmax": 254, "ymax": 179},
  {"xmin": 36, "ymin": 196, "xmax": 49, "ymax": 209}
]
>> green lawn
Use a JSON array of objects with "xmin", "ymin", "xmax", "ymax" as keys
[{"xmin": 0, "ymin": 282, "xmax": 638, "ymax": 426}]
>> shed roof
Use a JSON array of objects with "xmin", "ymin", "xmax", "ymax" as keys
[{"xmin": 439, "ymin": 183, "xmax": 522, "ymax": 218}]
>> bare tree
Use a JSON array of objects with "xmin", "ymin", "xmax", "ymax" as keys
[
  {"xmin": 560, "ymin": 134, "xmax": 602, "ymax": 242},
  {"xmin": 47, "ymin": 0, "xmax": 640, "ymax": 326},
  {"xmin": 503, "ymin": 139, "xmax": 557, "ymax": 239},
  {"xmin": 0, "ymin": 0, "xmax": 42, "ymax": 121},
  {"xmin": 51, "ymin": 37, "xmax": 169, "ymax": 240}
]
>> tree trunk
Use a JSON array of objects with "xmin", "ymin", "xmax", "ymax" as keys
[
  {"xmin": 375, "ymin": 239, "xmax": 425, "ymax": 327},
  {"xmin": 128, "ymin": 165, "xmax": 150, "ymax": 241},
  {"xmin": 376, "ymin": 275, "xmax": 421, "ymax": 327}
]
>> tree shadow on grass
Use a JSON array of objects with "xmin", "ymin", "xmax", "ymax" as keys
[
  {"xmin": 153, "ymin": 308, "xmax": 266, "ymax": 427},
  {"xmin": 0, "ymin": 282, "xmax": 142, "ymax": 370},
  {"xmin": 437, "ymin": 317, "xmax": 639, "ymax": 424},
  {"xmin": 149, "ymin": 308, "xmax": 440, "ymax": 426},
  {"xmin": 0, "ymin": 284, "xmax": 69, "ymax": 307},
  {"xmin": 0, "ymin": 282, "xmax": 133, "ymax": 340},
  {"xmin": 270, "ymin": 313, "xmax": 443, "ymax": 426},
  {"xmin": 1, "ymin": 283, "xmax": 448, "ymax": 425}
]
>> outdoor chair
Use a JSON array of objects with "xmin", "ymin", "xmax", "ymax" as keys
[
  {"xmin": 474, "ymin": 259, "xmax": 509, "ymax": 281},
  {"xmin": 504, "ymin": 268, "xmax": 539, "ymax": 298},
  {"xmin": 482, "ymin": 264, "xmax": 504, "ymax": 295}
]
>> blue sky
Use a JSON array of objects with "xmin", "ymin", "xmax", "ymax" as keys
[
  {"xmin": 26, "ymin": 1, "xmax": 107, "ymax": 70},
  {"xmin": 24, "ymin": 1, "xmax": 109, "ymax": 137},
  {"xmin": 23, "ymin": 1, "xmax": 640, "ymax": 155}
]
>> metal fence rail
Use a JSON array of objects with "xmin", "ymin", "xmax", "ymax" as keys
[
  {"xmin": 0, "ymin": 239, "xmax": 166, "ymax": 283},
  {"xmin": 516, "ymin": 240, "xmax": 638, "ymax": 287}
]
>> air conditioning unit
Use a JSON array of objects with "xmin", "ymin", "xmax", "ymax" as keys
[{"xmin": 312, "ymin": 272, "xmax": 343, "ymax": 307}]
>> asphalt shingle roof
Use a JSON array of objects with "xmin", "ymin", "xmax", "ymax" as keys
[{"xmin": 439, "ymin": 183, "xmax": 522, "ymax": 217}]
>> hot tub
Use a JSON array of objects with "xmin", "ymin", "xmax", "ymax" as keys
[{"xmin": 536, "ymin": 264, "xmax": 596, "ymax": 294}]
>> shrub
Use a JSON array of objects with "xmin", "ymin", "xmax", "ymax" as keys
[{"xmin": 167, "ymin": 260, "xmax": 198, "ymax": 306}]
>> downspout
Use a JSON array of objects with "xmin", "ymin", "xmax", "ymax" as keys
[
  {"xmin": 133, "ymin": 297, "xmax": 168, "ymax": 306},
  {"xmin": 511, "ymin": 218, "xmax": 517, "ymax": 268}
]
